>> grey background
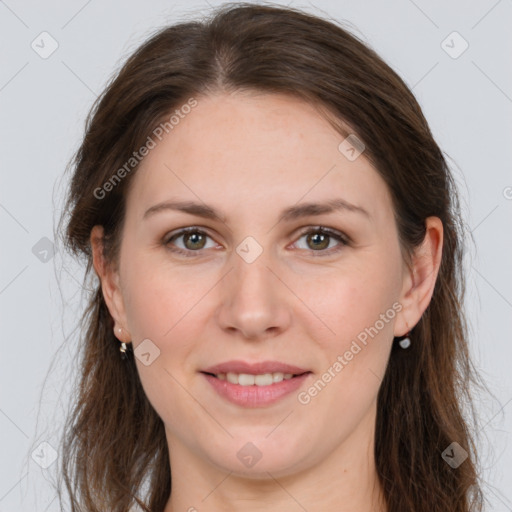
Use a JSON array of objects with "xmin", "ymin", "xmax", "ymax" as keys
[{"xmin": 1, "ymin": 0, "xmax": 511, "ymax": 510}]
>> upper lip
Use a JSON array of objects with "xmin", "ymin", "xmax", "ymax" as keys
[{"xmin": 201, "ymin": 360, "xmax": 310, "ymax": 375}]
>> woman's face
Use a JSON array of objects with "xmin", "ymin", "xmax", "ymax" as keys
[{"xmin": 100, "ymin": 91, "xmax": 415, "ymax": 477}]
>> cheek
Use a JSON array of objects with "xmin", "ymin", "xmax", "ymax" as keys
[
  {"xmin": 293, "ymin": 274, "xmax": 397, "ymax": 441},
  {"xmin": 121, "ymin": 253, "xmax": 212, "ymax": 343},
  {"xmin": 296, "ymin": 252, "xmax": 401, "ymax": 405},
  {"xmin": 300, "ymin": 260, "xmax": 400, "ymax": 347},
  {"xmin": 120, "ymin": 258, "xmax": 214, "ymax": 426}
]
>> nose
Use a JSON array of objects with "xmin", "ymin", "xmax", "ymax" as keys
[{"xmin": 215, "ymin": 248, "xmax": 292, "ymax": 341}]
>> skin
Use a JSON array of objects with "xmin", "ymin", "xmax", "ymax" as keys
[{"xmin": 91, "ymin": 91, "xmax": 443, "ymax": 512}]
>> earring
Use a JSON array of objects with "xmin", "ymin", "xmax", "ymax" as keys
[
  {"xmin": 396, "ymin": 331, "xmax": 411, "ymax": 349},
  {"xmin": 117, "ymin": 327, "xmax": 131, "ymax": 359},
  {"xmin": 120, "ymin": 342, "xmax": 128, "ymax": 354},
  {"xmin": 119, "ymin": 341, "xmax": 132, "ymax": 360}
]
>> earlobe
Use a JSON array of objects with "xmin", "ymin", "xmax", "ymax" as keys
[
  {"xmin": 90, "ymin": 225, "xmax": 130, "ymax": 341},
  {"xmin": 395, "ymin": 216, "xmax": 443, "ymax": 336}
]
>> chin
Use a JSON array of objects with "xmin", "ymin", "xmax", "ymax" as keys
[{"xmin": 204, "ymin": 433, "xmax": 313, "ymax": 478}]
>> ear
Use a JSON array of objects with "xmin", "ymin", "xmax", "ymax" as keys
[
  {"xmin": 90, "ymin": 225, "xmax": 131, "ymax": 343},
  {"xmin": 395, "ymin": 216, "xmax": 443, "ymax": 337}
]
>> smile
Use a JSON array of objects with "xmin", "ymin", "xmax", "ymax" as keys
[
  {"xmin": 200, "ymin": 371, "xmax": 311, "ymax": 407},
  {"xmin": 210, "ymin": 371, "xmax": 297, "ymax": 386}
]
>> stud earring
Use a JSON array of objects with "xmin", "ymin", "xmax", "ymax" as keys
[{"xmin": 396, "ymin": 331, "xmax": 411, "ymax": 349}]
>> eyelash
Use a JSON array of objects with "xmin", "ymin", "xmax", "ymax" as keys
[{"xmin": 163, "ymin": 226, "xmax": 350, "ymax": 258}]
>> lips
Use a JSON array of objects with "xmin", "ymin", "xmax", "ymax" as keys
[
  {"xmin": 201, "ymin": 360, "xmax": 309, "ymax": 376},
  {"xmin": 200, "ymin": 360, "xmax": 312, "ymax": 407}
]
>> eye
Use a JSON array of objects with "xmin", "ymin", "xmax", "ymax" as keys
[
  {"xmin": 163, "ymin": 225, "xmax": 349, "ymax": 258},
  {"xmin": 164, "ymin": 227, "xmax": 218, "ymax": 257},
  {"xmin": 292, "ymin": 226, "xmax": 349, "ymax": 255}
]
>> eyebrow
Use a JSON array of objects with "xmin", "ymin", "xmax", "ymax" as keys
[{"xmin": 143, "ymin": 198, "xmax": 370, "ymax": 223}]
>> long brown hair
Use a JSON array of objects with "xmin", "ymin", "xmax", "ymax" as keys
[{"xmin": 57, "ymin": 3, "xmax": 485, "ymax": 510}]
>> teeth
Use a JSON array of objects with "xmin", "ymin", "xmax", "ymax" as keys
[
  {"xmin": 219, "ymin": 372, "xmax": 296, "ymax": 386},
  {"xmin": 226, "ymin": 372, "xmax": 238, "ymax": 384},
  {"xmin": 255, "ymin": 373, "xmax": 273, "ymax": 386},
  {"xmin": 272, "ymin": 373, "xmax": 283, "ymax": 383}
]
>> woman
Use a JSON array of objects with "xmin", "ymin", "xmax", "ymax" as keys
[{"xmin": 58, "ymin": 3, "xmax": 484, "ymax": 511}]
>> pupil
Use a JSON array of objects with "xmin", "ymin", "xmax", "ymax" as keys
[
  {"xmin": 309, "ymin": 232, "xmax": 329, "ymax": 250},
  {"xmin": 185, "ymin": 232, "xmax": 205, "ymax": 250}
]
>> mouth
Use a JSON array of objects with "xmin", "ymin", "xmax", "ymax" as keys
[
  {"xmin": 199, "ymin": 360, "xmax": 312, "ymax": 407},
  {"xmin": 200, "ymin": 371, "xmax": 309, "ymax": 386}
]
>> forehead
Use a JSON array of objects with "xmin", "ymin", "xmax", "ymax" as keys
[{"xmin": 125, "ymin": 91, "xmax": 391, "ymax": 224}]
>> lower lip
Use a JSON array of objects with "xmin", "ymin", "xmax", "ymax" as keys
[{"xmin": 201, "ymin": 372, "xmax": 311, "ymax": 407}]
